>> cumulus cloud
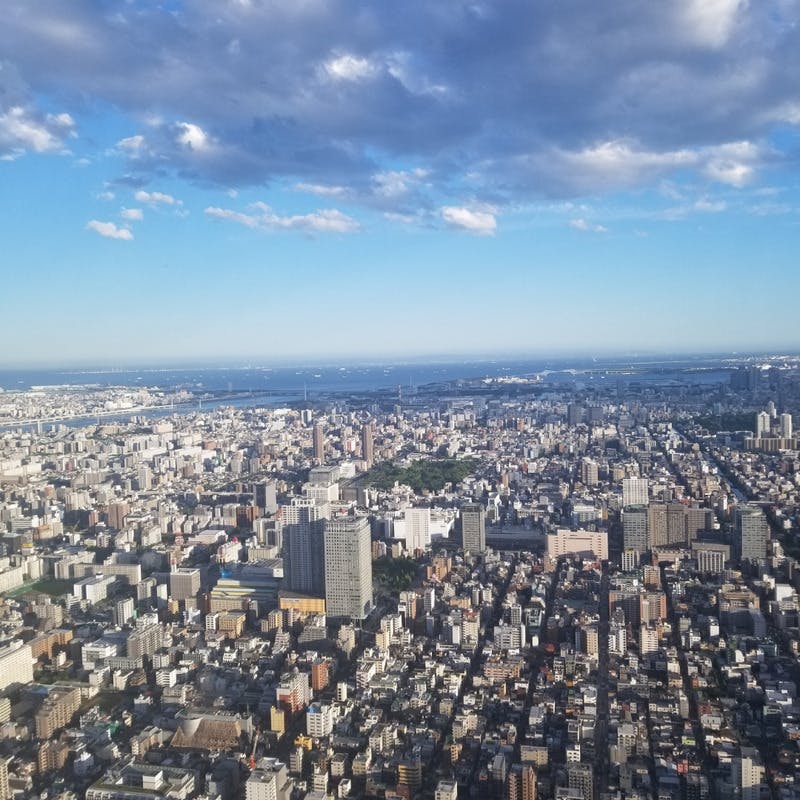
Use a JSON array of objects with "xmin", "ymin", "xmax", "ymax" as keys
[
  {"xmin": 703, "ymin": 141, "xmax": 761, "ymax": 186},
  {"xmin": 539, "ymin": 140, "xmax": 699, "ymax": 194},
  {"xmin": 679, "ymin": 0, "xmax": 746, "ymax": 48},
  {"xmin": 373, "ymin": 168, "xmax": 429, "ymax": 198},
  {"xmin": 135, "ymin": 189, "xmax": 179, "ymax": 206},
  {"xmin": 294, "ymin": 182, "xmax": 347, "ymax": 197},
  {"xmin": 0, "ymin": 1, "xmax": 798, "ymax": 208},
  {"xmin": 205, "ymin": 202, "xmax": 359, "ymax": 233},
  {"xmin": 86, "ymin": 220, "xmax": 133, "ymax": 240},
  {"xmin": 117, "ymin": 134, "xmax": 145, "ymax": 153},
  {"xmin": 176, "ymin": 121, "xmax": 210, "ymax": 151},
  {"xmin": 441, "ymin": 205, "xmax": 497, "ymax": 235},
  {"xmin": 324, "ymin": 54, "xmax": 376, "ymax": 82},
  {"xmin": 120, "ymin": 207, "xmax": 143, "ymax": 220},
  {"xmin": 569, "ymin": 218, "xmax": 608, "ymax": 233},
  {"xmin": 0, "ymin": 105, "xmax": 74, "ymax": 159}
]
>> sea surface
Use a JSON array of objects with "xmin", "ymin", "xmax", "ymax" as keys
[{"xmin": 0, "ymin": 355, "xmax": 743, "ymax": 394}]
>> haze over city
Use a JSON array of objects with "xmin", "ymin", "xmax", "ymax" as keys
[{"xmin": 2, "ymin": 1, "xmax": 800, "ymax": 363}]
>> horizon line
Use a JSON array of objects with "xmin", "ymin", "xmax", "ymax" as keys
[{"xmin": 2, "ymin": 348, "xmax": 800, "ymax": 372}]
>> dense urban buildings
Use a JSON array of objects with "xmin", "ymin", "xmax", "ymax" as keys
[{"xmin": 0, "ymin": 355, "xmax": 799, "ymax": 800}]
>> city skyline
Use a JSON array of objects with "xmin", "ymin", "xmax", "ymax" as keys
[{"xmin": 2, "ymin": 2, "xmax": 800, "ymax": 363}]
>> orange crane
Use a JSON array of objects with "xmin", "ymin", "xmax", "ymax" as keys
[{"xmin": 248, "ymin": 728, "xmax": 260, "ymax": 769}]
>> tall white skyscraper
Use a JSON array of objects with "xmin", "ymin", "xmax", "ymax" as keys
[
  {"xmin": 0, "ymin": 642, "xmax": 34, "ymax": 691},
  {"xmin": 622, "ymin": 477, "xmax": 648, "ymax": 508},
  {"xmin": 734, "ymin": 748, "xmax": 766, "ymax": 800},
  {"xmin": 780, "ymin": 413, "xmax": 793, "ymax": 439},
  {"xmin": 324, "ymin": 516, "xmax": 373, "ymax": 620},
  {"xmin": 755, "ymin": 411, "xmax": 771, "ymax": 438},
  {"xmin": 404, "ymin": 507, "xmax": 431, "ymax": 552}
]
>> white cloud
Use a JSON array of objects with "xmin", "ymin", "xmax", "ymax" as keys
[
  {"xmin": 205, "ymin": 202, "xmax": 360, "ymax": 233},
  {"xmin": 441, "ymin": 205, "xmax": 497, "ymax": 235},
  {"xmin": 561, "ymin": 140, "xmax": 698, "ymax": 188},
  {"xmin": 121, "ymin": 207, "xmax": 144, "ymax": 220},
  {"xmin": 1, "ymin": 1, "xmax": 793, "ymax": 208},
  {"xmin": 205, "ymin": 206, "xmax": 258, "ymax": 228},
  {"xmin": 373, "ymin": 168, "xmax": 429, "ymax": 198},
  {"xmin": 693, "ymin": 198, "xmax": 727, "ymax": 212},
  {"xmin": 384, "ymin": 211, "xmax": 419, "ymax": 225},
  {"xmin": 680, "ymin": 0, "xmax": 745, "ymax": 48},
  {"xmin": 386, "ymin": 51, "xmax": 450, "ymax": 97},
  {"xmin": 117, "ymin": 134, "xmax": 145, "ymax": 153},
  {"xmin": 0, "ymin": 105, "xmax": 75, "ymax": 158},
  {"xmin": 768, "ymin": 102, "xmax": 800, "ymax": 126},
  {"xmin": 569, "ymin": 218, "xmax": 608, "ymax": 233},
  {"xmin": 294, "ymin": 182, "xmax": 347, "ymax": 197},
  {"xmin": 324, "ymin": 54, "xmax": 376, "ymax": 81},
  {"xmin": 86, "ymin": 220, "xmax": 133, "ymax": 240},
  {"xmin": 135, "ymin": 189, "xmax": 180, "ymax": 206},
  {"xmin": 176, "ymin": 121, "xmax": 210, "ymax": 151},
  {"xmin": 97, "ymin": 190, "xmax": 115, "ymax": 201},
  {"xmin": 703, "ymin": 141, "xmax": 760, "ymax": 186},
  {"xmin": 524, "ymin": 138, "xmax": 764, "ymax": 195}
]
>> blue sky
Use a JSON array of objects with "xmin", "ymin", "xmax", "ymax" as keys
[{"xmin": 1, "ymin": 0, "xmax": 800, "ymax": 365}]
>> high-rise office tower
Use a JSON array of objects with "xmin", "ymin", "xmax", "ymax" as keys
[
  {"xmin": 0, "ymin": 642, "xmax": 34, "ymax": 691},
  {"xmin": 324, "ymin": 516, "xmax": 373, "ymax": 620},
  {"xmin": 282, "ymin": 498, "xmax": 329, "ymax": 596},
  {"xmin": 734, "ymin": 748, "xmax": 766, "ymax": 800},
  {"xmin": 647, "ymin": 503, "xmax": 667, "ymax": 548},
  {"xmin": 169, "ymin": 567, "xmax": 201, "ymax": 601},
  {"xmin": 621, "ymin": 550, "xmax": 639, "ymax": 572},
  {"xmin": 114, "ymin": 597, "xmax": 135, "ymax": 627},
  {"xmin": 686, "ymin": 506, "xmax": 712, "ymax": 543},
  {"xmin": 580, "ymin": 458, "xmax": 598, "ymax": 486},
  {"xmin": 461, "ymin": 503, "xmax": 486, "ymax": 554},
  {"xmin": 567, "ymin": 403, "xmax": 584, "ymax": 426},
  {"xmin": 623, "ymin": 506, "xmax": 648, "ymax": 552},
  {"xmin": 137, "ymin": 466, "xmax": 152, "ymax": 491},
  {"xmin": 734, "ymin": 505, "xmax": 769, "ymax": 563},
  {"xmin": 780, "ymin": 413, "xmax": 793, "ymax": 439},
  {"xmin": 361, "ymin": 422, "xmax": 374, "ymax": 467},
  {"xmin": 666, "ymin": 502, "xmax": 688, "ymax": 546},
  {"xmin": 404, "ymin": 507, "xmax": 431, "ymax": 552},
  {"xmin": 622, "ymin": 477, "xmax": 648, "ymax": 508},
  {"xmin": 254, "ymin": 480, "xmax": 278, "ymax": 515},
  {"xmin": 107, "ymin": 501, "xmax": 130, "ymax": 531},
  {"xmin": 755, "ymin": 411, "xmax": 771, "ymax": 438},
  {"xmin": 313, "ymin": 423, "xmax": 325, "ymax": 462}
]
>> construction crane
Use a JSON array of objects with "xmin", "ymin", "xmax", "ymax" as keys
[{"xmin": 248, "ymin": 728, "xmax": 260, "ymax": 769}]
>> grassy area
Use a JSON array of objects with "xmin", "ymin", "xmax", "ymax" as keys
[
  {"xmin": 364, "ymin": 457, "xmax": 477, "ymax": 493},
  {"xmin": 4, "ymin": 578, "xmax": 75, "ymax": 598},
  {"xmin": 373, "ymin": 556, "xmax": 419, "ymax": 592},
  {"xmin": 694, "ymin": 412, "xmax": 755, "ymax": 433}
]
